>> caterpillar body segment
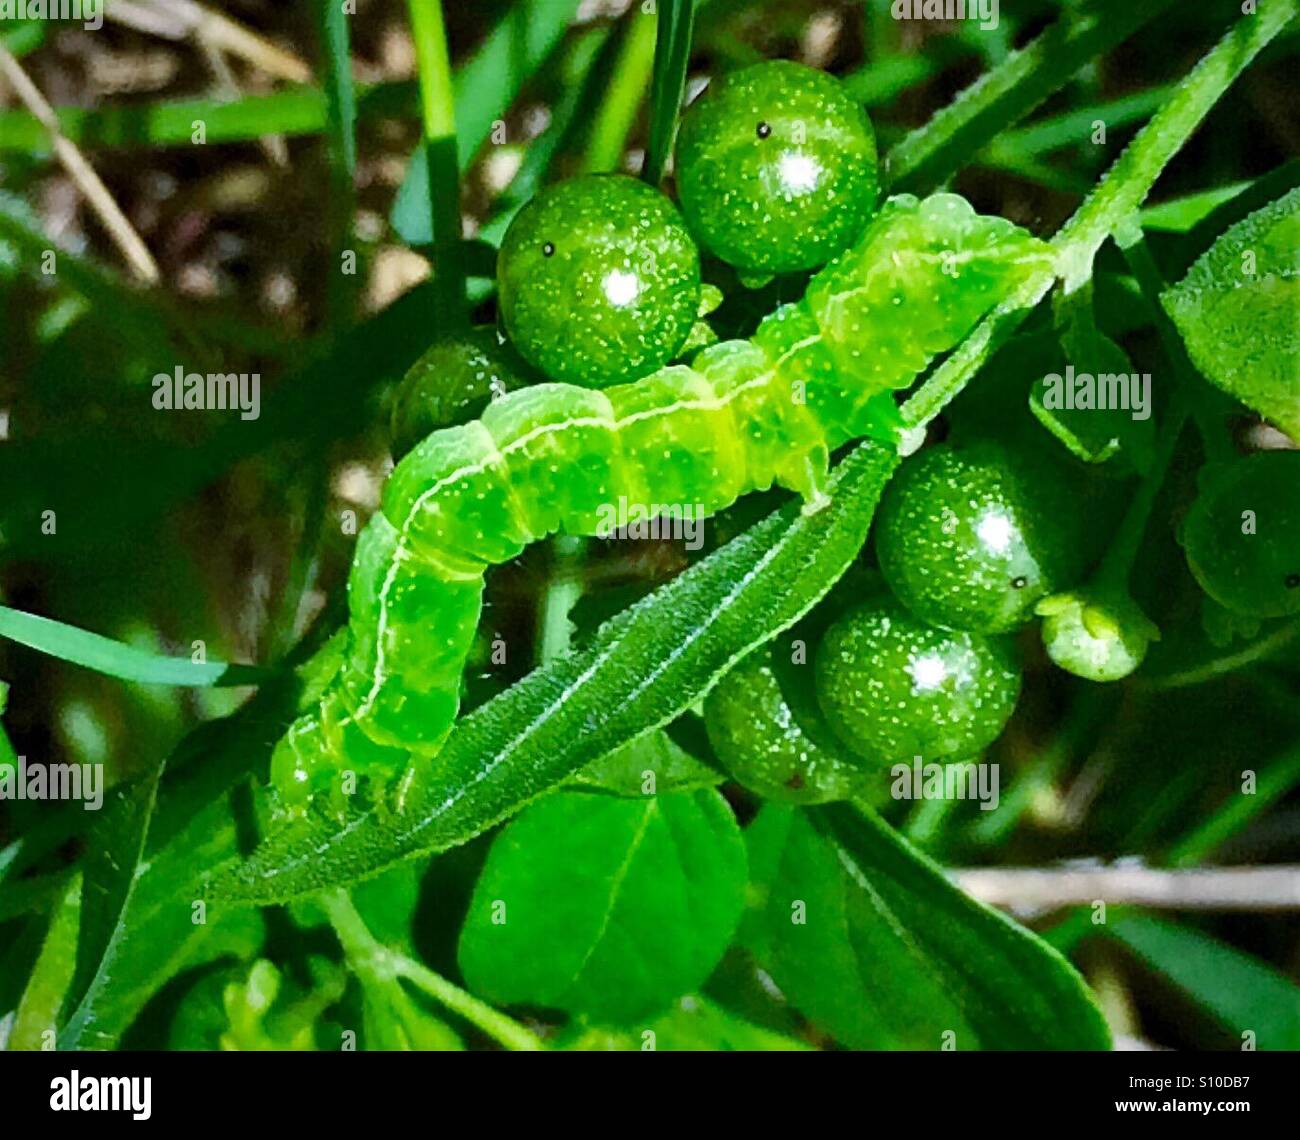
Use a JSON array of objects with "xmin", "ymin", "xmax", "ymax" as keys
[
  {"xmin": 271, "ymin": 193, "xmax": 1054, "ymax": 811},
  {"xmin": 806, "ymin": 194, "xmax": 1056, "ymax": 398}
]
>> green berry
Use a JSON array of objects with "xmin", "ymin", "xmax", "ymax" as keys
[
  {"xmin": 815, "ymin": 595, "xmax": 1022, "ymax": 765},
  {"xmin": 675, "ymin": 60, "xmax": 878, "ymax": 275},
  {"xmin": 1037, "ymin": 590, "xmax": 1160, "ymax": 682},
  {"xmin": 876, "ymin": 441, "xmax": 1086, "ymax": 634},
  {"xmin": 390, "ymin": 327, "xmax": 529, "ymax": 457},
  {"xmin": 704, "ymin": 652, "xmax": 860, "ymax": 804},
  {"xmin": 497, "ymin": 174, "xmax": 701, "ymax": 387},
  {"xmin": 1182, "ymin": 451, "xmax": 1300, "ymax": 619}
]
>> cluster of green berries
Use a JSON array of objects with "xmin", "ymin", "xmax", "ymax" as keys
[{"xmin": 709, "ymin": 441, "xmax": 1083, "ymax": 802}]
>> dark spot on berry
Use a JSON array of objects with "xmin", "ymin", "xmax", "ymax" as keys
[
  {"xmin": 1011, "ymin": 576, "xmax": 1028, "ymax": 590},
  {"xmin": 542, "ymin": 242, "xmax": 555, "ymax": 257},
  {"xmin": 785, "ymin": 771, "xmax": 806, "ymax": 790},
  {"xmin": 1286, "ymin": 573, "xmax": 1300, "ymax": 590},
  {"xmin": 756, "ymin": 121, "xmax": 772, "ymax": 140}
]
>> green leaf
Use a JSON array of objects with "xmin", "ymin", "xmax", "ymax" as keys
[
  {"xmin": 1030, "ymin": 283, "xmax": 1156, "ymax": 470},
  {"xmin": 1106, "ymin": 914, "xmax": 1300, "ymax": 1049},
  {"xmin": 569, "ymin": 729, "xmax": 721, "ymax": 796},
  {"xmin": 742, "ymin": 804, "xmax": 1111, "ymax": 1050},
  {"xmin": 1162, "ymin": 186, "xmax": 1300, "ymax": 440},
  {"xmin": 59, "ymin": 798, "xmax": 265, "ymax": 1050},
  {"xmin": 60, "ymin": 748, "xmax": 168, "ymax": 1041},
  {"xmin": 643, "ymin": 0, "xmax": 696, "ymax": 186},
  {"xmin": 643, "ymin": 995, "xmax": 810, "ymax": 1051},
  {"xmin": 209, "ymin": 442, "xmax": 900, "ymax": 904},
  {"xmin": 392, "ymin": 0, "xmax": 580, "ymax": 245},
  {"xmin": 458, "ymin": 788, "xmax": 746, "ymax": 1022},
  {"xmin": 0, "ymin": 606, "xmax": 267, "ymax": 687}
]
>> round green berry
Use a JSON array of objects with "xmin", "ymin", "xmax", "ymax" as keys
[
  {"xmin": 875, "ymin": 441, "xmax": 1086, "ymax": 634},
  {"xmin": 389, "ymin": 327, "xmax": 529, "ymax": 457},
  {"xmin": 815, "ymin": 595, "xmax": 1022, "ymax": 765},
  {"xmin": 497, "ymin": 174, "xmax": 701, "ymax": 387},
  {"xmin": 704, "ymin": 652, "xmax": 861, "ymax": 804},
  {"xmin": 1182, "ymin": 451, "xmax": 1300, "ymax": 618},
  {"xmin": 675, "ymin": 60, "xmax": 878, "ymax": 275}
]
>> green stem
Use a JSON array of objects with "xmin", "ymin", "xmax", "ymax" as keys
[
  {"xmin": 1120, "ymin": 222, "xmax": 1237, "ymax": 466},
  {"xmin": 1086, "ymin": 232, "xmax": 1196, "ymax": 591},
  {"xmin": 407, "ymin": 0, "xmax": 466, "ymax": 332},
  {"xmin": 1143, "ymin": 617, "xmax": 1300, "ymax": 689},
  {"xmin": 903, "ymin": 767, "xmax": 973, "ymax": 849},
  {"xmin": 1053, "ymin": 1, "xmax": 1299, "ymax": 289},
  {"xmin": 321, "ymin": 890, "xmax": 543, "ymax": 1051},
  {"xmin": 1095, "ymin": 400, "xmax": 1188, "ymax": 593}
]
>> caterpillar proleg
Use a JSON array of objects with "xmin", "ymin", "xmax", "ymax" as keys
[{"xmin": 271, "ymin": 193, "xmax": 1055, "ymax": 810}]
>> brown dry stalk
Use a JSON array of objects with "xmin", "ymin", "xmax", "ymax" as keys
[
  {"xmin": 0, "ymin": 44, "xmax": 160, "ymax": 284},
  {"xmin": 107, "ymin": 0, "xmax": 313, "ymax": 84}
]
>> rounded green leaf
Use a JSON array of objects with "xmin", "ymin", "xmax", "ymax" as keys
[
  {"xmin": 1162, "ymin": 186, "xmax": 1300, "ymax": 439},
  {"xmin": 458, "ymin": 788, "xmax": 747, "ymax": 1023}
]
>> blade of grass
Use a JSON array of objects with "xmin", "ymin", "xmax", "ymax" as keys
[
  {"xmin": 841, "ymin": 38, "xmax": 975, "ymax": 108},
  {"xmin": 1166, "ymin": 743, "xmax": 1300, "ymax": 867},
  {"xmin": 392, "ymin": 0, "xmax": 581, "ymax": 245},
  {"xmin": 987, "ymin": 87, "xmax": 1173, "ymax": 159},
  {"xmin": 408, "ymin": 0, "xmax": 466, "ymax": 332},
  {"xmin": 477, "ymin": 27, "xmax": 612, "ymax": 247},
  {"xmin": 884, "ymin": 0, "xmax": 1180, "ymax": 193},
  {"xmin": 643, "ymin": 0, "xmax": 696, "ymax": 185},
  {"xmin": 582, "ymin": 7, "xmax": 658, "ymax": 175},
  {"xmin": 0, "ymin": 606, "xmax": 269, "ymax": 687},
  {"xmin": 0, "ymin": 81, "xmax": 419, "ymax": 153}
]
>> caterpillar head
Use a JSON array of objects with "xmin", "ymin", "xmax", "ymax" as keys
[
  {"xmin": 497, "ymin": 173, "xmax": 702, "ymax": 388},
  {"xmin": 675, "ymin": 59, "xmax": 878, "ymax": 275}
]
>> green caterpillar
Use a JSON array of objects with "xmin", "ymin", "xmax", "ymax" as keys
[{"xmin": 271, "ymin": 192, "xmax": 1055, "ymax": 811}]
